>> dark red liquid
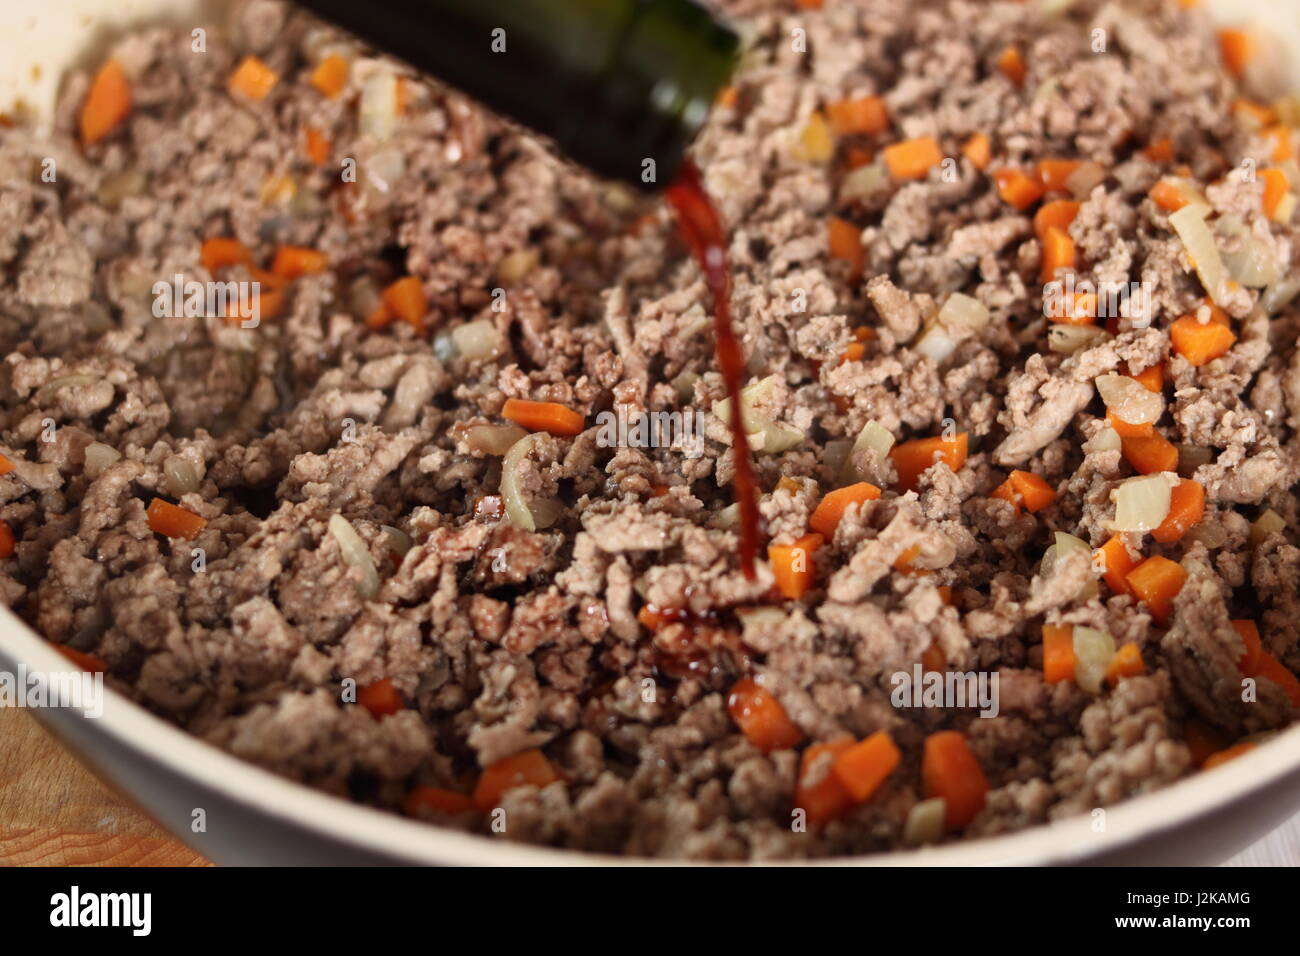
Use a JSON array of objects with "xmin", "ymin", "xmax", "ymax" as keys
[{"xmin": 666, "ymin": 160, "xmax": 759, "ymax": 580}]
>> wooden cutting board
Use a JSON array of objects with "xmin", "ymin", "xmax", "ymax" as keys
[{"xmin": 0, "ymin": 707, "xmax": 210, "ymax": 866}]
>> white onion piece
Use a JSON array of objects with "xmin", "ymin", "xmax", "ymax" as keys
[
  {"xmin": 1218, "ymin": 216, "xmax": 1279, "ymax": 288},
  {"xmin": 939, "ymin": 292, "xmax": 990, "ymax": 331},
  {"xmin": 496, "ymin": 250, "xmax": 539, "ymax": 285},
  {"xmin": 98, "ymin": 168, "xmax": 145, "ymax": 208},
  {"xmin": 903, "ymin": 797, "xmax": 947, "ymax": 847},
  {"xmin": 500, "ymin": 433, "xmax": 556, "ymax": 532},
  {"xmin": 671, "ymin": 370, "xmax": 699, "ymax": 403},
  {"xmin": 1049, "ymin": 324, "xmax": 1109, "ymax": 355},
  {"xmin": 1262, "ymin": 277, "xmax": 1300, "ymax": 315},
  {"xmin": 841, "ymin": 157, "xmax": 888, "ymax": 201},
  {"xmin": 853, "ymin": 419, "xmax": 895, "ymax": 460},
  {"xmin": 712, "ymin": 375, "xmax": 780, "ymax": 432},
  {"xmin": 1065, "ymin": 160, "xmax": 1106, "ymax": 198},
  {"xmin": 1250, "ymin": 508, "xmax": 1287, "ymax": 546},
  {"xmin": 823, "ymin": 439, "xmax": 852, "ymax": 474},
  {"xmin": 1186, "ymin": 518, "xmax": 1227, "ymax": 550},
  {"xmin": 1090, "ymin": 426, "xmax": 1122, "ymax": 454},
  {"xmin": 756, "ymin": 419, "xmax": 804, "ymax": 454},
  {"xmin": 1273, "ymin": 193, "xmax": 1297, "ymax": 225},
  {"xmin": 359, "ymin": 72, "xmax": 399, "ymax": 141},
  {"xmin": 466, "ymin": 424, "xmax": 527, "ymax": 456},
  {"xmin": 84, "ymin": 442, "xmax": 122, "ymax": 478},
  {"xmin": 1072, "ymin": 626, "xmax": 1116, "ymax": 694},
  {"xmin": 1110, "ymin": 475, "xmax": 1173, "ymax": 532},
  {"xmin": 713, "ymin": 502, "xmax": 741, "ymax": 530},
  {"xmin": 451, "ymin": 319, "xmax": 501, "ymax": 360},
  {"xmin": 366, "ymin": 148, "xmax": 406, "ymax": 194},
  {"xmin": 381, "ymin": 524, "xmax": 413, "ymax": 558},
  {"xmin": 915, "ymin": 322, "xmax": 959, "ymax": 363},
  {"xmin": 164, "ymin": 456, "xmax": 200, "ymax": 496},
  {"xmin": 36, "ymin": 374, "xmax": 99, "ymax": 402},
  {"xmin": 329, "ymin": 514, "xmax": 379, "ymax": 600},
  {"xmin": 1095, "ymin": 374, "xmax": 1163, "ymax": 425},
  {"xmin": 1169, "ymin": 205, "xmax": 1229, "ymax": 306},
  {"xmin": 349, "ymin": 276, "xmax": 382, "ymax": 322}
]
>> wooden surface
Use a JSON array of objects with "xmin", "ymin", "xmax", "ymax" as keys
[
  {"xmin": 0, "ymin": 703, "xmax": 1294, "ymax": 866},
  {"xmin": 0, "ymin": 707, "xmax": 210, "ymax": 866}
]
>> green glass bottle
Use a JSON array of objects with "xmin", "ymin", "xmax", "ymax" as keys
[{"xmin": 295, "ymin": 0, "xmax": 739, "ymax": 189}]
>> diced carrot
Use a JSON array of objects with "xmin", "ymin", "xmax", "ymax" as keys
[
  {"xmin": 1152, "ymin": 479, "xmax": 1205, "ymax": 543},
  {"xmin": 0, "ymin": 454, "xmax": 12, "ymax": 477},
  {"xmin": 1105, "ymin": 642, "xmax": 1145, "ymax": 687},
  {"xmin": 794, "ymin": 738, "xmax": 855, "ymax": 826},
  {"xmin": 996, "ymin": 470, "xmax": 1057, "ymax": 513},
  {"xmin": 852, "ymin": 326, "xmax": 875, "ymax": 341},
  {"xmin": 996, "ymin": 46, "xmax": 1025, "ymax": 87},
  {"xmin": 1042, "ymin": 624, "xmax": 1075, "ymax": 684},
  {"xmin": 794, "ymin": 0, "xmax": 824, "ymax": 7},
  {"xmin": 199, "ymin": 237, "xmax": 252, "ymax": 274},
  {"xmin": 715, "ymin": 85, "xmax": 738, "ymax": 109},
  {"xmin": 357, "ymin": 677, "xmax": 403, "ymax": 718},
  {"xmin": 403, "ymin": 786, "xmax": 475, "ymax": 817},
  {"xmin": 0, "ymin": 520, "xmax": 12, "ymax": 559},
  {"xmin": 1231, "ymin": 619, "xmax": 1263, "ymax": 676},
  {"xmin": 1142, "ymin": 138, "xmax": 1174, "ymax": 163},
  {"xmin": 962, "ymin": 133, "xmax": 991, "ymax": 171},
  {"xmin": 1036, "ymin": 160, "xmax": 1082, "ymax": 194},
  {"xmin": 844, "ymin": 146, "xmax": 875, "ymax": 169},
  {"xmin": 1170, "ymin": 314, "xmax": 1236, "ymax": 366},
  {"xmin": 1184, "ymin": 718, "xmax": 1229, "ymax": 768},
  {"xmin": 1040, "ymin": 226, "xmax": 1076, "ymax": 283},
  {"xmin": 380, "ymin": 276, "xmax": 428, "ymax": 332},
  {"xmin": 936, "ymin": 585, "xmax": 954, "ymax": 606},
  {"xmin": 305, "ymin": 126, "xmax": 331, "ymax": 166},
  {"xmin": 310, "ymin": 54, "xmax": 349, "ymax": 99},
  {"xmin": 727, "ymin": 676, "xmax": 804, "ymax": 752},
  {"xmin": 1232, "ymin": 98, "xmax": 1276, "ymax": 128},
  {"xmin": 501, "ymin": 398, "xmax": 585, "ymax": 437},
  {"xmin": 839, "ymin": 341, "xmax": 866, "ymax": 364},
  {"xmin": 1094, "ymin": 536, "xmax": 1137, "ymax": 596},
  {"xmin": 890, "ymin": 432, "xmax": 969, "ymax": 493},
  {"xmin": 831, "ymin": 730, "xmax": 901, "ymax": 803},
  {"xmin": 473, "ymin": 749, "xmax": 558, "ymax": 812},
  {"xmin": 1126, "ymin": 555, "xmax": 1187, "ymax": 626},
  {"xmin": 56, "ymin": 645, "xmax": 108, "ymax": 673},
  {"xmin": 145, "ymin": 498, "xmax": 207, "ymax": 540},
  {"xmin": 1128, "ymin": 362, "xmax": 1164, "ymax": 392},
  {"xmin": 1106, "ymin": 409, "xmax": 1154, "ymax": 439},
  {"xmin": 1261, "ymin": 167, "xmax": 1290, "ymax": 220},
  {"xmin": 893, "ymin": 543, "xmax": 923, "ymax": 575},
  {"xmin": 394, "ymin": 77, "xmax": 411, "ymax": 115},
  {"xmin": 921, "ymin": 731, "xmax": 988, "ymax": 831},
  {"xmin": 1121, "ymin": 433, "xmax": 1178, "ymax": 475},
  {"xmin": 1148, "ymin": 178, "xmax": 1190, "ymax": 213},
  {"xmin": 809, "ymin": 482, "xmax": 882, "ymax": 536},
  {"xmin": 883, "ymin": 136, "xmax": 944, "ymax": 181},
  {"xmin": 769, "ymin": 532, "xmax": 823, "ymax": 600},
  {"xmin": 1203, "ymin": 741, "xmax": 1257, "ymax": 770},
  {"xmin": 365, "ymin": 303, "xmax": 394, "ymax": 329},
  {"xmin": 228, "ymin": 55, "xmax": 279, "ymax": 102},
  {"xmin": 1033, "ymin": 199, "xmax": 1080, "ymax": 241},
  {"xmin": 922, "ymin": 641, "xmax": 946, "ymax": 673},
  {"xmin": 992, "ymin": 167, "xmax": 1044, "ymax": 211},
  {"xmin": 825, "ymin": 95, "xmax": 889, "ymax": 135},
  {"xmin": 80, "ymin": 59, "xmax": 132, "ymax": 147},
  {"xmin": 1263, "ymin": 125, "xmax": 1292, "ymax": 163},
  {"xmin": 271, "ymin": 245, "xmax": 329, "ymax": 279},
  {"xmin": 1255, "ymin": 651, "xmax": 1300, "ymax": 706},
  {"xmin": 1218, "ymin": 28, "xmax": 1254, "ymax": 78},
  {"xmin": 828, "ymin": 217, "xmax": 864, "ymax": 280}
]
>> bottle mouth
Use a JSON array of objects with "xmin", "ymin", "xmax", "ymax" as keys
[{"xmin": 556, "ymin": 0, "xmax": 739, "ymax": 191}]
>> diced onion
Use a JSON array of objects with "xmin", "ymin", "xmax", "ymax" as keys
[
  {"xmin": 1049, "ymin": 324, "xmax": 1109, "ymax": 355},
  {"xmin": 79, "ymin": 302, "xmax": 114, "ymax": 333},
  {"xmin": 1040, "ymin": 532, "xmax": 1098, "ymax": 601},
  {"xmin": 1273, "ymin": 193, "xmax": 1297, "ymax": 225},
  {"xmin": 903, "ymin": 797, "xmax": 947, "ymax": 847},
  {"xmin": 381, "ymin": 524, "xmax": 413, "ymax": 558},
  {"xmin": 824, "ymin": 439, "xmax": 852, "ymax": 474},
  {"xmin": 712, "ymin": 375, "xmax": 780, "ymax": 432},
  {"xmin": 84, "ymin": 442, "xmax": 121, "ymax": 478},
  {"xmin": 496, "ymin": 250, "xmax": 539, "ymax": 285},
  {"xmin": 671, "ymin": 369, "xmax": 700, "ymax": 403},
  {"xmin": 349, "ymin": 276, "xmax": 382, "ymax": 322},
  {"xmin": 1072, "ymin": 626, "xmax": 1116, "ymax": 694},
  {"xmin": 1186, "ymin": 518, "xmax": 1227, "ymax": 550},
  {"xmin": 1095, "ymin": 374, "xmax": 1163, "ymax": 425},
  {"xmin": 1110, "ymin": 475, "xmax": 1173, "ymax": 532},
  {"xmin": 466, "ymin": 424, "xmax": 527, "ymax": 456},
  {"xmin": 713, "ymin": 502, "xmax": 741, "ymax": 530},
  {"xmin": 359, "ymin": 72, "xmax": 399, "ymax": 141},
  {"xmin": 451, "ymin": 319, "xmax": 501, "ymax": 360},
  {"xmin": 97, "ymin": 168, "xmax": 145, "ymax": 209},
  {"xmin": 841, "ymin": 157, "xmax": 888, "ymax": 202},
  {"xmin": 164, "ymin": 456, "xmax": 200, "ymax": 496},
  {"xmin": 915, "ymin": 322, "xmax": 959, "ymax": 363},
  {"xmin": 329, "ymin": 514, "xmax": 379, "ymax": 600},
  {"xmin": 366, "ymin": 148, "xmax": 406, "ymax": 194},
  {"xmin": 1218, "ymin": 216, "xmax": 1279, "ymax": 289},
  {"xmin": 1169, "ymin": 204, "xmax": 1229, "ymax": 306},
  {"xmin": 1065, "ymin": 160, "xmax": 1106, "ymax": 198},
  {"xmin": 1090, "ymin": 426, "xmax": 1122, "ymax": 454},
  {"xmin": 938, "ymin": 292, "xmax": 990, "ymax": 331},
  {"xmin": 500, "ymin": 433, "xmax": 557, "ymax": 532},
  {"xmin": 755, "ymin": 419, "xmax": 804, "ymax": 454},
  {"xmin": 1262, "ymin": 277, "xmax": 1300, "ymax": 315},
  {"xmin": 1250, "ymin": 508, "xmax": 1287, "ymax": 546}
]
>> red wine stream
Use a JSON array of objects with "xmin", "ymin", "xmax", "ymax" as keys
[{"xmin": 666, "ymin": 160, "xmax": 760, "ymax": 580}]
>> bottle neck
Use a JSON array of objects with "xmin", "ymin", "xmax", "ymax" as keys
[{"xmin": 294, "ymin": 0, "xmax": 738, "ymax": 190}]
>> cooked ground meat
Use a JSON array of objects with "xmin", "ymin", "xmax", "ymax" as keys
[{"xmin": 2, "ymin": 0, "xmax": 1299, "ymax": 860}]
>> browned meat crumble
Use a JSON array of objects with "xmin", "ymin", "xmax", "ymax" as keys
[{"xmin": 1, "ymin": 0, "xmax": 1298, "ymax": 859}]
